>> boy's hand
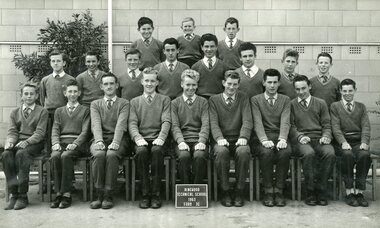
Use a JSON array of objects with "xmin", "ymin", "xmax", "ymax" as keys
[
  {"xmin": 276, "ymin": 139, "xmax": 288, "ymax": 150},
  {"xmin": 299, "ymin": 136, "xmax": 310, "ymax": 144},
  {"xmin": 66, "ymin": 144, "xmax": 77, "ymax": 151},
  {"xmin": 341, "ymin": 142, "xmax": 352, "ymax": 150},
  {"xmin": 95, "ymin": 141, "xmax": 106, "ymax": 150},
  {"xmin": 178, "ymin": 142, "xmax": 190, "ymax": 151},
  {"xmin": 52, "ymin": 144, "xmax": 62, "ymax": 151},
  {"xmin": 217, "ymin": 139, "xmax": 229, "ymax": 146},
  {"xmin": 152, "ymin": 138, "xmax": 164, "ymax": 146},
  {"xmin": 108, "ymin": 142, "xmax": 119, "ymax": 150},
  {"xmin": 262, "ymin": 140, "xmax": 274, "ymax": 149},
  {"xmin": 136, "ymin": 139, "xmax": 148, "ymax": 147},
  {"xmin": 236, "ymin": 138, "xmax": 247, "ymax": 146},
  {"xmin": 319, "ymin": 136, "xmax": 331, "ymax": 145},
  {"xmin": 195, "ymin": 142, "xmax": 206, "ymax": 151},
  {"xmin": 16, "ymin": 141, "xmax": 28, "ymax": 149},
  {"xmin": 4, "ymin": 142, "xmax": 14, "ymax": 150},
  {"xmin": 360, "ymin": 143, "xmax": 369, "ymax": 151}
]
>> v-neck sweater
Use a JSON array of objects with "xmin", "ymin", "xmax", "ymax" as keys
[
  {"xmin": 40, "ymin": 73, "xmax": 75, "ymax": 111},
  {"xmin": 154, "ymin": 62, "xmax": 189, "ymax": 99},
  {"xmin": 235, "ymin": 66, "xmax": 264, "ymax": 98},
  {"xmin": 217, "ymin": 39, "xmax": 243, "ymax": 70},
  {"xmin": 131, "ymin": 38, "xmax": 164, "ymax": 69},
  {"xmin": 310, "ymin": 75, "xmax": 340, "ymax": 108},
  {"xmin": 76, "ymin": 70, "xmax": 106, "ymax": 106}
]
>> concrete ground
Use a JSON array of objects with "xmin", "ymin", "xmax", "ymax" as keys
[{"xmin": 0, "ymin": 174, "xmax": 379, "ymax": 228}]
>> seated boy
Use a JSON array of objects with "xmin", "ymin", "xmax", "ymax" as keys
[
  {"xmin": 171, "ymin": 69, "xmax": 209, "ymax": 184},
  {"xmin": 278, "ymin": 49, "xmax": 300, "ymax": 99},
  {"xmin": 217, "ymin": 17, "xmax": 243, "ymax": 70},
  {"xmin": 76, "ymin": 49, "xmax": 106, "ymax": 107},
  {"xmin": 177, "ymin": 17, "xmax": 202, "ymax": 68},
  {"xmin": 131, "ymin": 17, "xmax": 164, "ymax": 69},
  {"xmin": 118, "ymin": 48, "xmax": 144, "ymax": 100},
  {"xmin": 251, "ymin": 69, "xmax": 291, "ymax": 207},
  {"xmin": 90, "ymin": 73, "xmax": 130, "ymax": 209},
  {"xmin": 310, "ymin": 52, "xmax": 340, "ymax": 108},
  {"xmin": 209, "ymin": 70, "xmax": 253, "ymax": 207},
  {"xmin": 192, "ymin": 33, "xmax": 227, "ymax": 99},
  {"xmin": 49, "ymin": 79, "xmax": 90, "ymax": 209},
  {"xmin": 331, "ymin": 79, "xmax": 371, "ymax": 207},
  {"xmin": 235, "ymin": 42, "xmax": 264, "ymax": 98},
  {"xmin": 3, "ymin": 83, "xmax": 48, "ymax": 210},
  {"xmin": 129, "ymin": 68, "xmax": 171, "ymax": 209},
  {"xmin": 154, "ymin": 37, "xmax": 189, "ymax": 100}
]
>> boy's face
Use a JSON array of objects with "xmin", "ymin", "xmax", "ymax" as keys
[
  {"xmin": 223, "ymin": 77, "xmax": 240, "ymax": 97},
  {"xmin": 64, "ymin": 85, "xmax": 81, "ymax": 103},
  {"xmin": 138, "ymin": 24, "xmax": 153, "ymax": 40},
  {"xmin": 316, "ymin": 56, "xmax": 332, "ymax": 75},
  {"xmin": 294, "ymin": 81, "xmax": 311, "ymax": 100},
  {"xmin": 85, "ymin": 55, "xmax": 99, "ymax": 72},
  {"xmin": 224, "ymin": 23, "xmax": 239, "ymax": 39},
  {"xmin": 100, "ymin": 76, "xmax": 118, "ymax": 97},
  {"xmin": 240, "ymin": 50, "xmax": 256, "ymax": 68},
  {"xmin": 181, "ymin": 21, "xmax": 195, "ymax": 35},
  {"xmin": 201, "ymin": 41, "xmax": 217, "ymax": 59},
  {"xmin": 282, "ymin": 56, "xmax": 298, "ymax": 74},
  {"xmin": 141, "ymin": 73, "xmax": 158, "ymax": 95},
  {"xmin": 126, "ymin": 53, "xmax": 140, "ymax": 71},
  {"xmin": 21, "ymin": 86, "xmax": 38, "ymax": 106},
  {"xmin": 341, "ymin": 85, "xmax": 356, "ymax": 102},
  {"xmin": 163, "ymin": 44, "xmax": 178, "ymax": 62},
  {"xmin": 263, "ymin": 76, "xmax": 280, "ymax": 95},
  {"xmin": 181, "ymin": 76, "xmax": 198, "ymax": 97},
  {"xmin": 50, "ymin": 54, "xmax": 65, "ymax": 73}
]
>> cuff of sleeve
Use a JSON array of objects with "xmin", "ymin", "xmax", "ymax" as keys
[{"xmin": 177, "ymin": 138, "xmax": 185, "ymax": 144}]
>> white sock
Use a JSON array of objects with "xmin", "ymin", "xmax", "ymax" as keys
[{"xmin": 357, "ymin": 190, "xmax": 364, "ymax": 195}]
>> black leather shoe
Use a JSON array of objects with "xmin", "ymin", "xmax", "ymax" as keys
[
  {"xmin": 59, "ymin": 196, "xmax": 72, "ymax": 209},
  {"xmin": 345, "ymin": 193, "xmax": 359, "ymax": 207},
  {"xmin": 139, "ymin": 195, "xmax": 150, "ymax": 209},
  {"xmin": 102, "ymin": 196, "xmax": 114, "ymax": 209},
  {"xmin": 221, "ymin": 191, "xmax": 233, "ymax": 207},
  {"xmin": 316, "ymin": 194, "xmax": 328, "ymax": 206},
  {"xmin": 4, "ymin": 195, "xmax": 17, "ymax": 210},
  {"xmin": 234, "ymin": 190, "xmax": 244, "ymax": 207},
  {"xmin": 305, "ymin": 192, "xmax": 317, "ymax": 206},
  {"xmin": 151, "ymin": 195, "xmax": 162, "ymax": 209},
  {"xmin": 356, "ymin": 193, "xmax": 369, "ymax": 207},
  {"xmin": 50, "ymin": 195, "xmax": 62, "ymax": 208},
  {"xmin": 14, "ymin": 195, "xmax": 28, "ymax": 210},
  {"xmin": 274, "ymin": 192, "xmax": 286, "ymax": 207},
  {"xmin": 262, "ymin": 193, "xmax": 275, "ymax": 207}
]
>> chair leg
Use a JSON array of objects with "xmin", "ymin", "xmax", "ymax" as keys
[
  {"xmin": 46, "ymin": 160, "xmax": 52, "ymax": 202},
  {"xmin": 38, "ymin": 159, "xmax": 44, "ymax": 202},
  {"xmin": 372, "ymin": 158, "xmax": 377, "ymax": 201},
  {"xmin": 165, "ymin": 158, "xmax": 170, "ymax": 201},
  {"xmin": 291, "ymin": 158, "xmax": 295, "ymax": 201},
  {"xmin": 213, "ymin": 161, "xmax": 218, "ymax": 201},
  {"xmin": 5, "ymin": 178, "xmax": 9, "ymax": 202},
  {"xmin": 207, "ymin": 159, "xmax": 212, "ymax": 200},
  {"xmin": 124, "ymin": 159, "xmax": 130, "ymax": 201},
  {"xmin": 171, "ymin": 159, "xmax": 176, "ymax": 201},
  {"xmin": 89, "ymin": 160, "xmax": 93, "ymax": 201},
  {"xmin": 249, "ymin": 158, "xmax": 254, "ymax": 202},
  {"xmin": 81, "ymin": 160, "xmax": 88, "ymax": 202},
  {"xmin": 255, "ymin": 159, "xmax": 260, "ymax": 201},
  {"xmin": 132, "ymin": 159, "xmax": 136, "ymax": 202},
  {"xmin": 297, "ymin": 159, "xmax": 302, "ymax": 201},
  {"xmin": 333, "ymin": 163, "xmax": 337, "ymax": 200}
]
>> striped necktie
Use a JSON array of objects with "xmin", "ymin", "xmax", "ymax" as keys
[
  {"xmin": 347, "ymin": 102, "xmax": 352, "ymax": 112},
  {"xmin": 144, "ymin": 39, "xmax": 150, "ymax": 46},
  {"xmin": 288, "ymin": 73, "xmax": 294, "ymax": 81},
  {"xmin": 268, "ymin": 96, "xmax": 275, "ymax": 106},
  {"xmin": 147, "ymin": 95, "xmax": 153, "ymax": 103},
  {"xmin": 169, "ymin": 63, "xmax": 174, "ymax": 72},
  {"xmin": 130, "ymin": 70, "xmax": 136, "ymax": 80},
  {"xmin": 226, "ymin": 97, "xmax": 233, "ymax": 106},
  {"xmin": 300, "ymin": 99, "xmax": 307, "ymax": 108},
  {"xmin": 229, "ymin": 39, "xmax": 233, "ymax": 49},
  {"xmin": 208, "ymin": 58, "xmax": 213, "ymax": 69},
  {"xmin": 107, "ymin": 99, "xmax": 113, "ymax": 109},
  {"xmin": 187, "ymin": 97, "xmax": 193, "ymax": 106},
  {"xmin": 23, "ymin": 107, "xmax": 31, "ymax": 119},
  {"xmin": 321, "ymin": 75, "xmax": 328, "ymax": 83},
  {"xmin": 68, "ymin": 106, "xmax": 75, "ymax": 114},
  {"xmin": 246, "ymin": 69, "xmax": 251, "ymax": 77}
]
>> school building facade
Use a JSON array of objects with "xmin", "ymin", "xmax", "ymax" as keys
[{"xmin": 0, "ymin": 0, "xmax": 379, "ymax": 147}]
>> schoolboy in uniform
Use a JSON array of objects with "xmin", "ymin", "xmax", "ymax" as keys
[
  {"xmin": 49, "ymin": 79, "xmax": 90, "ymax": 209},
  {"xmin": 118, "ymin": 48, "xmax": 144, "ymax": 101},
  {"xmin": 177, "ymin": 17, "xmax": 202, "ymax": 68},
  {"xmin": 129, "ymin": 68, "xmax": 171, "ymax": 209},
  {"xmin": 171, "ymin": 69, "xmax": 209, "ymax": 184},
  {"xmin": 251, "ymin": 69, "xmax": 291, "ymax": 207},
  {"xmin": 3, "ymin": 83, "xmax": 48, "ymax": 210},
  {"xmin": 209, "ymin": 70, "xmax": 253, "ymax": 207},
  {"xmin": 331, "ymin": 79, "xmax": 371, "ymax": 207},
  {"xmin": 217, "ymin": 17, "xmax": 243, "ymax": 70},
  {"xmin": 290, "ymin": 75, "xmax": 336, "ymax": 206},
  {"xmin": 192, "ymin": 33, "xmax": 227, "ymax": 99},
  {"xmin": 76, "ymin": 50, "xmax": 106, "ymax": 107},
  {"xmin": 310, "ymin": 52, "xmax": 340, "ymax": 108},
  {"xmin": 131, "ymin": 17, "xmax": 164, "ymax": 69},
  {"xmin": 278, "ymin": 49, "xmax": 300, "ymax": 99},
  {"xmin": 90, "ymin": 73, "xmax": 130, "ymax": 209},
  {"xmin": 234, "ymin": 42, "xmax": 264, "ymax": 98},
  {"xmin": 154, "ymin": 38, "xmax": 189, "ymax": 100}
]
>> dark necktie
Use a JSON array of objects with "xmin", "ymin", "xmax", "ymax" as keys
[
  {"xmin": 300, "ymin": 99, "xmax": 307, "ymax": 108},
  {"xmin": 144, "ymin": 39, "xmax": 150, "ymax": 46},
  {"xmin": 229, "ymin": 39, "xmax": 233, "ymax": 49},
  {"xmin": 347, "ymin": 102, "xmax": 352, "ymax": 112},
  {"xmin": 24, "ymin": 107, "xmax": 31, "ymax": 119},
  {"xmin": 208, "ymin": 58, "xmax": 213, "ymax": 70},
  {"xmin": 147, "ymin": 95, "xmax": 153, "ymax": 103},
  {"xmin": 169, "ymin": 63, "xmax": 174, "ymax": 72},
  {"xmin": 107, "ymin": 99, "xmax": 113, "ymax": 109},
  {"xmin": 130, "ymin": 70, "xmax": 136, "ymax": 80},
  {"xmin": 268, "ymin": 96, "xmax": 275, "ymax": 106},
  {"xmin": 68, "ymin": 106, "xmax": 75, "ymax": 114},
  {"xmin": 226, "ymin": 97, "xmax": 233, "ymax": 106},
  {"xmin": 288, "ymin": 73, "xmax": 294, "ymax": 81},
  {"xmin": 321, "ymin": 75, "xmax": 328, "ymax": 83},
  {"xmin": 187, "ymin": 97, "xmax": 193, "ymax": 106},
  {"xmin": 185, "ymin": 34, "xmax": 192, "ymax": 41},
  {"xmin": 246, "ymin": 69, "xmax": 251, "ymax": 77}
]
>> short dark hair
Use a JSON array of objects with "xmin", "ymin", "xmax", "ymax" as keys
[
  {"xmin": 224, "ymin": 17, "xmax": 239, "ymax": 28},
  {"xmin": 138, "ymin": 17, "xmax": 154, "ymax": 29},
  {"xmin": 163, "ymin": 38, "xmax": 179, "ymax": 49},
  {"xmin": 49, "ymin": 49, "xmax": 68, "ymax": 62},
  {"xmin": 101, "ymin": 72, "xmax": 118, "ymax": 84},
  {"xmin": 317, "ymin": 52, "xmax": 333, "ymax": 64},
  {"xmin": 200, "ymin": 33, "xmax": 218, "ymax": 46},
  {"xmin": 63, "ymin": 79, "xmax": 79, "ymax": 91},
  {"xmin": 20, "ymin": 83, "xmax": 38, "ymax": 94},
  {"xmin": 125, "ymin": 48, "xmax": 141, "ymax": 59},
  {"xmin": 340, "ymin": 78, "xmax": 356, "ymax": 90},
  {"xmin": 224, "ymin": 70, "xmax": 240, "ymax": 83},
  {"xmin": 263, "ymin": 68, "xmax": 281, "ymax": 81},
  {"xmin": 293, "ymin": 75, "xmax": 310, "ymax": 87},
  {"xmin": 282, "ymin": 49, "xmax": 299, "ymax": 61},
  {"xmin": 85, "ymin": 49, "xmax": 101, "ymax": 61},
  {"xmin": 238, "ymin": 42, "xmax": 257, "ymax": 57}
]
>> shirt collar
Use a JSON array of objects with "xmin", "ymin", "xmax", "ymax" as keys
[
  {"xmin": 242, "ymin": 65, "xmax": 259, "ymax": 77},
  {"xmin": 225, "ymin": 37, "xmax": 237, "ymax": 46},
  {"xmin": 88, "ymin": 69, "xmax": 99, "ymax": 77},
  {"xmin": 202, "ymin": 56, "xmax": 217, "ymax": 66},
  {"xmin": 66, "ymin": 102, "xmax": 79, "ymax": 109},
  {"xmin": 144, "ymin": 92, "xmax": 156, "ymax": 99},
  {"xmin": 141, "ymin": 36, "xmax": 153, "ymax": 43},
  {"xmin": 342, "ymin": 99, "xmax": 354, "ymax": 106},
  {"xmin": 318, "ymin": 72, "xmax": 331, "ymax": 78},
  {"xmin": 297, "ymin": 95, "xmax": 311, "ymax": 105},
  {"xmin": 104, "ymin": 96, "xmax": 117, "ymax": 102},
  {"xmin": 128, "ymin": 68, "xmax": 141, "ymax": 77},
  {"xmin": 165, "ymin": 60, "xmax": 178, "ymax": 68},
  {"xmin": 183, "ymin": 94, "xmax": 196, "ymax": 102},
  {"xmin": 184, "ymin": 33, "xmax": 194, "ymax": 39},
  {"xmin": 22, "ymin": 103, "xmax": 35, "ymax": 111},
  {"xmin": 264, "ymin": 92, "xmax": 278, "ymax": 100},
  {"xmin": 53, "ymin": 71, "xmax": 65, "ymax": 78},
  {"xmin": 222, "ymin": 93, "xmax": 236, "ymax": 101}
]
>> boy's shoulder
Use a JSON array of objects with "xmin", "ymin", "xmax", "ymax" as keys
[
  {"xmin": 41, "ymin": 73, "xmax": 53, "ymax": 82},
  {"xmin": 116, "ymin": 97, "xmax": 130, "ymax": 105}
]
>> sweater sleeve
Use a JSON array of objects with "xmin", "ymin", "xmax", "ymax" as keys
[
  {"xmin": 128, "ymin": 100, "xmax": 143, "ymax": 142},
  {"xmin": 51, "ymin": 109, "xmax": 61, "ymax": 146},
  {"xmin": 198, "ymin": 100, "xmax": 210, "ymax": 144},
  {"xmin": 290, "ymin": 103, "xmax": 304, "ymax": 142},
  {"xmin": 360, "ymin": 104, "xmax": 371, "ymax": 145},
  {"xmin": 90, "ymin": 101, "xmax": 104, "ymax": 143},
  {"xmin": 6, "ymin": 109, "xmax": 20, "ymax": 144},
  {"xmin": 171, "ymin": 101, "xmax": 185, "ymax": 144},
  {"xmin": 209, "ymin": 98, "xmax": 224, "ymax": 141},
  {"xmin": 239, "ymin": 96, "xmax": 253, "ymax": 140},
  {"xmin": 251, "ymin": 97, "xmax": 268, "ymax": 142},
  {"xmin": 320, "ymin": 100, "xmax": 332, "ymax": 139},
  {"xmin": 158, "ymin": 96, "xmax": 171, "ymax": 141},
  {"xmin": 279, "ymin": 97, "xmax": 291, "ymax": 141},
  {"xmin": 73, "ymin": 107, "xmax": 91, "ymax": 146},
  {"xmin": 25, "ymin": 108, "xmax": 48, "ymax": 144},
  {"xmin": 330, "ymin": 104, "xmax": 346, "ymax": 145},
  {"xmin": 39, "ymin": 77, "xmax": 47, "ymax": 107},
  {"xmin": 112, "ymin": 100, "xmax": 129, "ymax": 145}
]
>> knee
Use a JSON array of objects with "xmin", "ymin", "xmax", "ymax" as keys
[
  {"xmin": 151, "ymin": 145, "xmax": 164, "ymax": 156},
  {"xmin": 260, "ymin": 147, "xmax": 274, "ymax": 159},
  {"xmin": 236, "ymin": 146, "xmax": 251, "ymax": 159},
  {"xmin": 106, "ymin": 150, "xmax": 119, "ymax": 160},
  {"xmin": 178, "ymin": 150, "xmax": 191, "ymax": 162},
  {"xmin": 298, "ymin": 145, "xmax": 315, "ymax": 158},
  {"xmin": 193, "ymin": 150, "xmax": 207, "ymax": 160},
  {"xmin": 135, "ymin": 146, "xmax": 149, "ymax": 159},
  {"xmin": 92, "ymin": 150, "xmax": 106, "ymax": 160},
  {"xmin": 2, "ymin": 150, "xmax": 13, "ymax": 160},
  {"xmin": 357, "ymin": 150, "xmax": 370, "ymax": 160},
  {"xmin": 15, "ymin": 149, "xmax": 28, "ymax": 159},
  {"xmin": 214, "ymin": 145, "xmax": 229, "ymax": 160},
  {"xmin": 341, "ymin": 149, "xmax": 354, "ymax": 158},
  {"xmin": 323, "ymin": 146, "xmax": 336, "ymax": 160},
  {"xmin": 50, "ymin": 151, "xmax": 61, "ymax": 162}
]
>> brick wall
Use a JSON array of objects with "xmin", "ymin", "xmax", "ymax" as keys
[{"xmin": 0, "ymin": 0, "xmax": 379, "ymax": 147}]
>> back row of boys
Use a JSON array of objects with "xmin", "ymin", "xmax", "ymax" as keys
[{"xmin": 3, "ymin": 16, "xmax": 370, "ymax": 211}]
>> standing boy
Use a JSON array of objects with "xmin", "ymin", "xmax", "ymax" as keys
[
  {"xmin": 278, "ymin": 49, "xmax": 300, "ymax": 99},
  {"xmin": 290, "ymin": 75, "xmax": 336, "ymax": 206},
  {"xmin": 76, "ymin": 50, "xmax": 106, "ymax": 107},
  {"xmin": 235, "ymin": 42, "xmax": 264, "ymax": 98},
  {"xmin": 131, "ymin": 17, "xmax": 164, "ymax": 69},
  {"xmin": 192, "ymin": 33, "xmax": 227, "ymax": 99},
  {"xmin": 251, "ymin": 69, "xmax": 291, "ymax": 207},
  {"xmin": 209, "ymin": 70, "xmax": 253, "ymax": 207},
  {"xmin": 310, "ymin": 52, "xmax": 340, "ymax": 108},
  {"xmin": 331, "ymin": 79, "xmax": 371, "ymax": 207},
  {"xmin": 171, "ymin": 69, "xmax": 209, "ymax": 184},
  {"xmin": 3, "ymin": 83, "xmax": 48, "ymax": 210},
  {"xmin": 154, "ymin": 38, "xmax": 189, "ymax": 100},
  {"xmin": 90, "ymin": 73, "xmax": 130, "ymax": 209},
  {"xmin": 129, "ymin": 68, "xmax": 171, "ymax": 209},
  {"xmin": 217, "ymin": 17, "xmax": 243, "ymax": 70},
  {"xmin": 118, "ymin": 48, "xmax": 144, "ymax": 101},
  {"xmin": 50, "ymin": 79, "xmax": 90, "ymax": 209},
  {"xmin": 177, "ymin": 17, "xmax": 202, "ymax": 68}
]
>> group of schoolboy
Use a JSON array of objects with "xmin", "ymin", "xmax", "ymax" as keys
[{"xmin": 3, "ymin": 16, "xmax": 371, "ymax": 211}]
